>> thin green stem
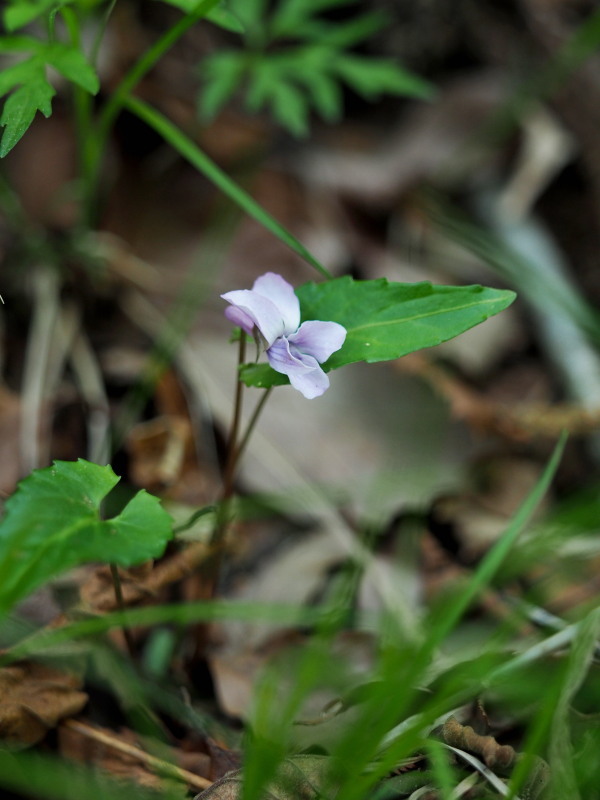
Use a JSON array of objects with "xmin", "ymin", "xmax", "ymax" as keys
[
  {"xmin": 210, "ymin": 377, "xmax": 273, "ymax": 550},
  {"xmin": 61, "ymin": 7, "xmax": 93, "ymax": 192},
  {"xmin": 233, "ymin": 386, "xmax": 273, "ymax": 470},
  {"xmin": 207, "ymin": 336, "xmax": 249, "ymax": 591},
  {"xmin": 205, "ymin": 348, "xmax": 274, "ymax": 599},
  {"xmin": 109, "ymin": 564, "xmax": 136, "ymax": 659},
  {"xmin": 47, "ymin": 7, "xmax": 59, "ymax": 40},
  {"xmin": 90, "ymin": 0, "xmax": 117, "ymax": 68},
  {"xmin": 221, "ymin": 335, "xmax": 247, "ymax": 502},
  {"xmin": 84, "ymin": 0, "xmax": 221, "ymax": 224}
]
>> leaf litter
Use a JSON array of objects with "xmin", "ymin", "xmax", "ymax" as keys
[{"xmin": 2, "ymin": 1, "xmax": 600, "ymax": 798}]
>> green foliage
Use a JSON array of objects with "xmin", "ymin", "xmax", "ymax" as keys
[
  {"xmin": 198, "ymin": 0, "xmax": 434, "ymax": 136},
  {"xmin": 240, "ymin": 276, "xmax": 516, "ymax": 389},
  {"xmin": 2, "ymin": 439, "xmax": 594, "ymax": 800},
  {"xmin": 159, "ymin": 0, "xmax": 244, "ymax": 32},
  {"xmin": 0, "ymin": 0, "xmax": 236, "ymax": 158},
  {"xmin": 2, "ymin": 0, "xmax": 232, "ymax": 31},
  {"xmin": 0, "ymin": 34, "xmax": 99, "ymax": 156},
  {"xmin": 0, "ymin": 746, "xmax": 177, "ymax": 800},
  {"xmin": 0, "ymin": 459, "xmax": 172, "ymax": 616},
  {"xmin": 3, "ymin": 0, "xmax": 76, "ymax": 31}
]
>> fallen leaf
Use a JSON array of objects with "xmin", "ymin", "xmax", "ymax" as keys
[
  {"xmin": 205, "ymin": 737, "xmax": 243, "ymax": 781},
  {"xmin": 0, "ymin": 661, "xmax": 87, "ymax": 748}
]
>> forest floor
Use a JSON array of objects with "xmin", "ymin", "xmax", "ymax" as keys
[{"xmin": 1, "ymin": 1, "xmax": 600, "ymax": 799}]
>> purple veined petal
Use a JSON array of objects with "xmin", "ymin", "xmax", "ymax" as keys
[
  {"xmin": 224, "ymin": 305, "xmax": 255, "ymax": 336},
  {"xmin": 287, "ymin": 320, "xmax": 347, "ymax": 363},
  {"xmin": 267, "ymin": 337, "xmax": 331, "ymax": 399},
  {"xmin": 221, "ymin": 289, "xmax": 287, "ymax": 346},
  {"xmin": 252, "ymin": 273, "xmax": 300, "ymax": 335}
]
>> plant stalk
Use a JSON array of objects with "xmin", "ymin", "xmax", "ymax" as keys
[
  {"xmin": 83, "ymin": 0, "xmax": 221, "ymax": 225},
  {"xmin": 109, "ymin": 564, "xmax": 136, "ymax": 659}
]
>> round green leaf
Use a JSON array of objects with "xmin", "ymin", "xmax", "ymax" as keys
[{"xmin": 0, "ymin": 459, "xmax": 173, "ymax": 615}]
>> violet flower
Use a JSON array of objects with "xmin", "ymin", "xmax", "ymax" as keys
[{"xmin": 222, "ymin": 272, "xmax": 346, "ymax": 399}]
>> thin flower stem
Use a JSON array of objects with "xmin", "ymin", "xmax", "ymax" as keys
[
  {"xmin": 109, "ymin": 564, "xmax": 136, "ymax": 659},
  {"xmin": 207, "ymin": 337, "xmax": 248, "ymax": 588},
  {"xmin": 221, "ymin": 334, "xmax": 246, "ymax": 501},
  {"xmin": 233, "ymin": 386, "xmax": 273, "ymax": 469},
  {"xmin": 208, "ymin": 335, "xmax": 246, "ymax": 552},
  {"xmin": 60, "ymin": 7, "xmax": 93, "ymax": 190},
  {"xmin": 205, "ymin": 352, "xmax": 275, "ymax": 600},
  {"xmin": 211, "ymin": 342, "xmax": 275, "ymax": 547}
]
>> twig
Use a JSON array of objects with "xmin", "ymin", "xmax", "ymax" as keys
[
  {"xmin": 83, "ymin": 540, "xmax": 220, "ymax": 612},
  {"xmin": 20, "ymin": 268, "xmax": 60, "ymax": 473},
  {"xmin": 398, "ymin": 353, "xmax": 600, "ymax": 439},
  {"xmin": 68, "ymin": 323, "xmax": 111, "ymax": 465},
  {"xmin": 62, "ymin": 718, "xmax": 212, "ymax": 792}
]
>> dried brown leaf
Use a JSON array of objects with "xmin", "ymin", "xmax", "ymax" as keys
[{"xmin": 0, "ymin": 661, "xmax": 87, "ymax": 748}]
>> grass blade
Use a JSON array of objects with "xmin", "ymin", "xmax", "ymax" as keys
[
  {"xmin": 123, "ymin": 95, "xmax": 331, "ymax": 279},
  {"xmin": 429, "ymin": 431, "xmax": 568, "ymax": 646}
]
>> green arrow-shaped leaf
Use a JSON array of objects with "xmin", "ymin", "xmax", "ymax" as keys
[
  {"xmin": 240, "ymin": 277, "xmax": 516, "ymax": 389},
  {"xmin": 0, "ymin": 459, "xmax": 173, "ymax": 615}
]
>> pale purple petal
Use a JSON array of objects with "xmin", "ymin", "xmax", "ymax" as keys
[
  {"xmin": 221, "ymin": 289, "xmax": 287, "ymax": 346},
  {"xmin": 252, "ymin": 272, "xmax": 300, "ymax": 335},
  {"xmin": 266, "ymin": 337, "xmax": 330, "ymax": 399},
  {"xmin": 288, "ymin": 363, "xmax": 330, "ymax": 398},
  {"xmin": 224, "ymin": 305, "xmax": 255, "ymax": 336},
  {"xmin": 288, "ymin": 320, "xmax": 346, "ymax": 364}
]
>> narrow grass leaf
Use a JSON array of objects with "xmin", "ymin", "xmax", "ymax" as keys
[
  {"xmin": 443, "ymin": 746, "xmax": 515, "ymax": 799},
  {"xmin": 547, "ymin": 606, "xmax": 600, "ymax": 799},
  {"xmin": 123, "ymin": 95, "xmax": 331, "ymax": 278},
  {"xmin": 427, "ymin": 197, "xmax": 600, "ymax": 345},
  {"xmin": 2, "ymin": 600, "xmax": 323, "ymax": 664},
  {"xmin": 427, "ymin": 740, "xmax": 459, "ymax": 800},
  {"xmin": 429, "ymin": 431, "xmax": 567, "ymax": 647},
  {"xmin": 0, "ymin": 748, "xmax": 169, "ymax": 800}
]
